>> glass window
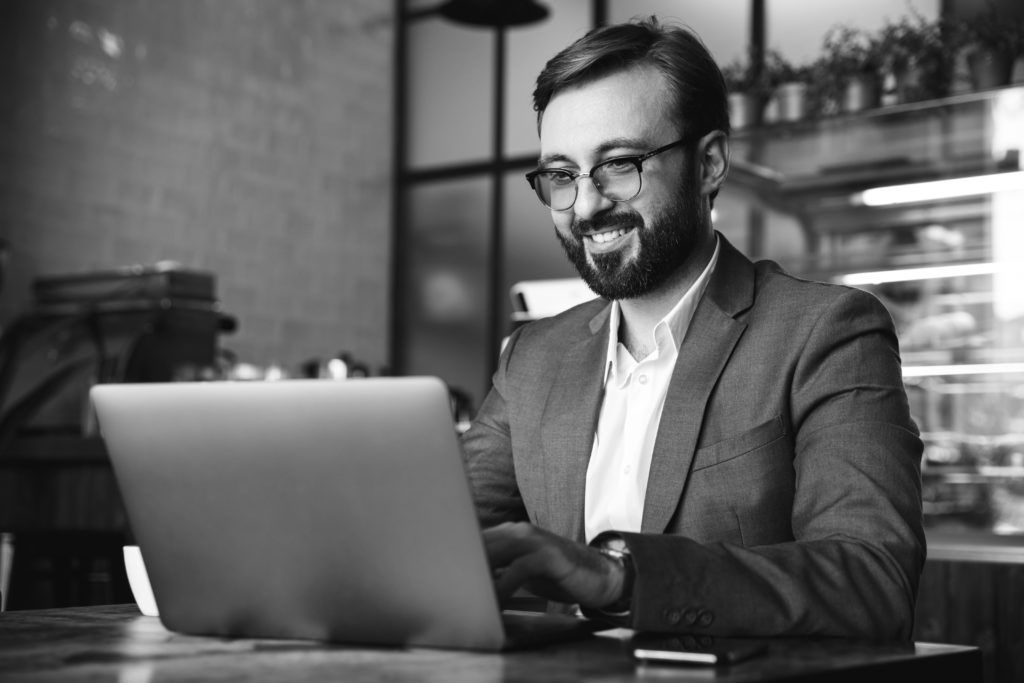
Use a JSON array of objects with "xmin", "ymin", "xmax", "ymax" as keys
[
  {"xmin": 504, "ymin": 0, "xmax": 592, "ymax": 157},
  {"xmin": 608, "ymin": 0, "xmax": 750, "ymax": 65},
  {"xmin": 767, "ymin": 0, "xmax": 939, "ymax": 64},
  {"xmin": 406, "ymin": 16, "xmax": 494, "ymax": 168},
  {"xmin": 402, "ymin": 177, "xmax": 493, "ymax": 406}
]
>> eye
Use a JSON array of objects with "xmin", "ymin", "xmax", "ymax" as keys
[
  {"xmin": 540, "ymin": 170, "xmax": 576, "ymax": 188},
  {"xmin": 599, "ymin": 157, "xmax": 638, "ymax": 175}
]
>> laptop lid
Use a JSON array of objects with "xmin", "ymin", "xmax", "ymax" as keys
[{"xmin": 92, "ymin": 377, "xmax": 546, "ymax": 651}]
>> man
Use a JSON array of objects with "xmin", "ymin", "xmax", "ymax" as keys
[{"xmin": 461, "ymin": 17, "xmax": 924, "ymax": 639}]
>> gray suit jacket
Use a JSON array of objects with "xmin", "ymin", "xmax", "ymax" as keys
[{"xmin": 461, "ymin": 234, "xmax": 925, "ymax": 639}]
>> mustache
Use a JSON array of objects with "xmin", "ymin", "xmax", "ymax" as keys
[{"xmin": 571, "ymin": 211, "xmax": 643, "ymax": 240}]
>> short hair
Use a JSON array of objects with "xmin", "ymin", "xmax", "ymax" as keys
[{"xmin": 533, "ymin": 17, "xmax": 730, "ymax": 140}]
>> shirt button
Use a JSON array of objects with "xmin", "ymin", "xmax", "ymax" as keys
[{"xmin": 638, "ymin": 374, "xmax": 648, "ymax": 385}]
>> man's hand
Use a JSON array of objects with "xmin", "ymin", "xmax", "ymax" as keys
[{"xmin": 482, "ymin": 522, "xmax": 624, "ymax": 609}]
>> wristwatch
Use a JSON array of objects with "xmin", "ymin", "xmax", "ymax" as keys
[{"xmin": 597, "ymin": 545, "xmax": 635, "ymax": 614}]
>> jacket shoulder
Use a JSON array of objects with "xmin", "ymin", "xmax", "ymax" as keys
[
  {"xmin": 511, "ymin": 296, "xmax": 607, "ymax": 345},
  {"xmin": 750, "ymin": 259, "xmax": 890, "ymax": 319}
]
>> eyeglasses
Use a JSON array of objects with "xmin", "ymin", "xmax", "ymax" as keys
[{"xmin": 525, "ymin": 137, "xmax": 690, "ymax": 211}]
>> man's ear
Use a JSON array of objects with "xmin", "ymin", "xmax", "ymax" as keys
[{"xmin": 696, "ymin": 130, "xmax": 729, "ymax": 197}]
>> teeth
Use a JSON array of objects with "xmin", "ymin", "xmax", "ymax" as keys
[{"xmin": 588, "ymin": 228, "xmax": 628, "ymax": 244}]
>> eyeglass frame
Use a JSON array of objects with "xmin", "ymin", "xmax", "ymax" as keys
[{"xmin": 524, "ymin": 136, "xmax": 692, "ymax": 211}]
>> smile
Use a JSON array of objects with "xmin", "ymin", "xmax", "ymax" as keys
[{"xmin": 586, "ymin": 227, "xmax": 631, "ymax": 244}]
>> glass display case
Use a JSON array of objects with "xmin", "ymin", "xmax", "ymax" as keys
[{"xmin": 727, "ymin": 85, "xmax": 1024, "ymax": 548}]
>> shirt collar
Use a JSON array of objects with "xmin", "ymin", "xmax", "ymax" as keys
[{"xmin": 603, "ymin": 234, "xmax": 721, "ymax": 383}]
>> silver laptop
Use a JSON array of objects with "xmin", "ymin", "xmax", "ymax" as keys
[{"xmin": 91, "ymin": 377, "xmax": 596, "ymax": 651}]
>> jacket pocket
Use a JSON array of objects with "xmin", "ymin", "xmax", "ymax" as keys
[{"xmin": 691, "ymin": 415, "xmax": 787, "ymax": 471}]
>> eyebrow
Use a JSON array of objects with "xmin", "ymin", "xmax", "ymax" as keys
[{"xmin": 536, "ymin": 136, "xmax": 650, "ymax": 168}]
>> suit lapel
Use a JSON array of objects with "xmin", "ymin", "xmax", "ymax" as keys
[
  {"xmin": 641, "ymin": 236, "xmax": 755, "ymax": 533},
  {"xmin": 540, "ymin": 306, "xmax": 610, "ymax": 543}
]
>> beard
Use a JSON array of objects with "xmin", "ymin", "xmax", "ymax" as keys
[{"xmin": 555, "ymin": 165, "xmax": 706, "ymax": 301}]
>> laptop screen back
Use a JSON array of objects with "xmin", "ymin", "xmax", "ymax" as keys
[{"xmin": 91, "ymin": 377, "xmax": 508, "ymax": 650}]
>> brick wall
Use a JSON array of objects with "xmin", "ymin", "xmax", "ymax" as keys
[{"xmin": 0, "ymin": 0, "xmax": 394, "ymax": 373}]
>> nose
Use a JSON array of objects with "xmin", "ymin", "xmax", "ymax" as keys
[{"xmin": 571, "ymin": 175, "xmax": 613, "ymax": 221}]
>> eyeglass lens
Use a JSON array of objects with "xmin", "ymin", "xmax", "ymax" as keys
[{"xmin": 534, "ymin": 160, "xmax": 642, "ymax": 211}]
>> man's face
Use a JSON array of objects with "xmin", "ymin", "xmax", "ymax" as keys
[{"xmin": 538, "ymin": 65, "xmax": 707, "ymax": 300}]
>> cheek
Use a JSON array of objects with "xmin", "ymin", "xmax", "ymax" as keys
[
  {"xmin": 621, "ymin": 202, "xmax": 653, "ymax": 232},
  {"xmin": 633, "ymin": 178, "xmax": 683, "ymax": 226},
  {"xmin": 552, "ymin": 212, "xmax": 574, "ymax": 237}
]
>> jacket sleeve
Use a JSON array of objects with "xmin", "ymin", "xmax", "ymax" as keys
[
  {"xmin": 460, "ymin": 326, "xmax": 530, "ymax": 528},
  {"xmin": 619, "ymin": 288, "xmax": 925, "ymax": 640}
]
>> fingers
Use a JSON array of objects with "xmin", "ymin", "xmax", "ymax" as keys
[
  {"xmin": 482, "ymin": 523, "xmax": 566, "ymax": 599},
  {"xmin": 482, "ymin": 521, "xmax": 542, "ymax": 569},
  {"xmin": 481, "ymin": 522, "xmax": 620, "ymax": 607},
  {"xmin": 490, "ymin": 551, "xmax": 548, "ymax": 600}
]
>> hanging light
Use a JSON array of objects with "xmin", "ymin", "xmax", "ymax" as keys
[{"xmin": 420, "ymin": 0, "xmax": 549, "ymax": 27}]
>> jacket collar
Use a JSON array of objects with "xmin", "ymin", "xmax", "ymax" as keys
[{"xmin": 642, "ymin": 235, "xmax": 754, "ymax": 532}]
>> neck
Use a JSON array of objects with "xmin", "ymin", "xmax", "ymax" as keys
[{"xmin": 617, "ymin": 231, "xmax": 716, "ymax": 358}]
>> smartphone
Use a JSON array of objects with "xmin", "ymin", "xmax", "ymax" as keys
[{"xmin": 632, "ymin": 635, "xmax": 769, "ymax": 666}]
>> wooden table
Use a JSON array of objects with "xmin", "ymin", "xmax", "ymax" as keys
[{"xmin": 0, "ymin": 604, "xmax": 981, "ymax": 682}]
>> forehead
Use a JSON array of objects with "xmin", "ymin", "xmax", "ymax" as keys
[{"xmin": 538, "ymin": 64, "xmax": 676, "ymax": 162}]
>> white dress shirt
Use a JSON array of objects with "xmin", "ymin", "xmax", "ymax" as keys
[{"xmin": 584, "ymin": 237, "xmax": 720, "ymax": 542}]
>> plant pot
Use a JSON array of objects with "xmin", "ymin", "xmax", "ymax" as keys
[
  {"xmin": 880, "ymin": 62, "xmax": 928, "ymax": 106},
  {"xmin": 897, "ymin": 62, "xmax": 928, "ymax": 103},
  {"xmin": 1010, "ymin": 55, "xmax": 1024, "ymax": 85},
  {"xmin": 776, "ymin": 82, "xmax": 807, "ymax": 122},
  {"xmin": 728, "ymin": 92, "xmax": 759, "ymax": 130},
  {"xmin": 842, "ymin": 75, "xmax": 878, "ymax": 113},
  {"xmin": 762, "ymin": 93, "xmax": 779, "ymax": 124},
  {"xmin": 967, "ymin": 47, "xmax": 1014, "ymax": 90}
]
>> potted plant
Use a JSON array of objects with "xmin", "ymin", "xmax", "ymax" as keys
[
  {"xmin": 961, "ymin": 3, "xmax": 1024, "ymax": 90},
  {"xmin": 875, "ymin": 12, "xmax": 950, "ymax": 104},
  {"xmin": 763, "ymin": 49, "xmax": 811, "ymax": 123},
  {"xmin": 721, "ymin": 54, "xmax": 760, "ymax": 129},
  {"xmin": 818, "ymin": 24, "xmax": 880, "ymax": 114},
  {"xmin": 721, "ymin": 48, "xmax": 812, "ymax": 127}
]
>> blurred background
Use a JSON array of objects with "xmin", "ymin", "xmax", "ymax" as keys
[{"xmin": 1, "ymin": 0, "xmax": 1023, "ymax": 680}]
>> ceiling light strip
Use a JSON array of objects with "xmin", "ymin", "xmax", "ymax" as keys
[
  {"xmin": 857, "ymin": 171, "xmax": 1024, "ymax": 206},
  {"xmin": 903, "ymin": 363, "xmax": 1024, "ymax": 378},
  {"xmin": 839, "ymin": 262, "xmax": 1006, "ymax": 285}
]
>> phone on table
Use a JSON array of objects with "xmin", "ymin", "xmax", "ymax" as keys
[{"xmin": 632, "ymin": 634, "xmax": 769, "ymax": 666}]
